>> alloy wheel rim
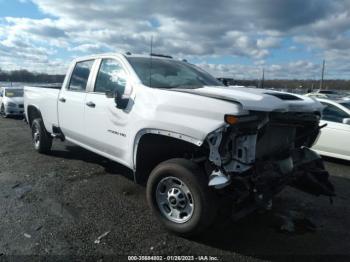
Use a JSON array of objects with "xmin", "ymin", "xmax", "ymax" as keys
[
  {"xmin": 156, "ymin": 176, "xmax": 194, "ymax": 223},
  {"xmin": 33, "ymin": 126, "xmax": 40, "ymax": 148}
]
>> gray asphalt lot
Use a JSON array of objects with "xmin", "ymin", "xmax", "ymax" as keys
[{"xmin": 1, "ymin": 117, "xmax": 350, "ymax": 261}]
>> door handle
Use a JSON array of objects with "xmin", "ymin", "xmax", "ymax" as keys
[
  {"xmin": 59, "ymin": 97, "xmax": 66, "ymax": 103},
  {"xmin": 86, "ymin": 101, "xmax": 96, "ymax": 108}
]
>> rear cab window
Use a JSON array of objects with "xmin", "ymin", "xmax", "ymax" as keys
[{"xmin": 68, "ymin": 60, "xmax": 95, "ymax": 91}]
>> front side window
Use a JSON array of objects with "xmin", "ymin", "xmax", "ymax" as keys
[
  {"xmin": 94, "ymin": 59, "xmax": 127, "ymax": 95},
  {"xmin": 68, "ymin": 60, "xmax": 94, "ymax": 91},
  {"xmin": 126, "ymin": 57, "xmax": 222, "ymax": 89},
  {"xmin": 322, "ymin": 102, "xmax": 349, "ymax": 123}
]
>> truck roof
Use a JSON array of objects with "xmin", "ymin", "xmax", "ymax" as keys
[{"xmin": 73, "ymin": 53, "xmax": 176, "ymax": 63}]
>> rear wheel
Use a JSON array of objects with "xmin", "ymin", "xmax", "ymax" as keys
[
  {"xmin": 31, "ymin": 118, "xmax": 52, "ymax": 154},
  {"xmin": 146, "ymin": 158, "xmax": 217, "ymax": 236}
]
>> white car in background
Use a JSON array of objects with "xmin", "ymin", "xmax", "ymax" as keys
[
  {"xmin": 305, "ymin": 90, "xmax": 350, "ymax": 101},
  {"xmin": 0, "ymin": 87, "xmax": 24, "ymax": 117},
  {"xmin": 305, "ymin": 90, "xmax": 336, "ymax": 98},
  {"xmin": 312, "ymin": 98, "xmax": 350, "ymax": 161}
]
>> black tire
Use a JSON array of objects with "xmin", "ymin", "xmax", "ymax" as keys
[
  {"xmin": 0, "ymin": 104, "xmax": 7, "ymax": 118},
  {"xmin": 31, "ymin": 118, "xmax": 52, "ymax": 154},
  {"xmin": 146, "ymin": 158, "xmax": 217, "ymax": 236}
]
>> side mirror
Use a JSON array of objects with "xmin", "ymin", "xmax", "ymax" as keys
[
  {"xmin": 342, "ymin": 118, "xmax": 350, "ymax": 125},
  {"xmin": 105, "ymin": 90, "xmax": 115, "ymax": 98},
  {"xmin": 105, "ymin": 82, "xmax": 133, "ymax": 110}
]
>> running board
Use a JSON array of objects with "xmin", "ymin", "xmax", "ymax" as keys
[{"xmin": 51, "ymin": 133, "xmax": 64, "ymax": 140}]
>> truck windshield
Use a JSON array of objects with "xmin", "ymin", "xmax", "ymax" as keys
[
  {"xmin": 5, "ymin": 89, "xmax": 23, "ymax": 97},
  {"xmin": 127, "ymin": 57, "xmax": 223, "ymax": 89}
]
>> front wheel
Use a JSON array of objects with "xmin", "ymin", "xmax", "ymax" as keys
[
  {"xmin": 146, "ymin": 158, "xmax": 217, "ymax": 236},
  {"xmin": 0, "ymin": 104, "xmax": 7, "ymax": 118},
  {"xmin": 31, "ymin": 118, "xmax": 52, "ymax": 154}
]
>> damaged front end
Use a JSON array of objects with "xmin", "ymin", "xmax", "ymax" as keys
[{"xmin": 205, "ymin": 111, "xmax": 335, "ymax": 215}]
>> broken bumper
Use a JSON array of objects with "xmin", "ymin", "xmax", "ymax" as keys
[
  {"xmin": 290, "ymin": 147, "xmax": 335, "ymax": 197},
  {"xmin": 251, "ymin": 147, "xmax": 335, "ymax": 199},
  {"xmin": 214, "ymin": 147, "xmax": 335, "ymax": 215}
]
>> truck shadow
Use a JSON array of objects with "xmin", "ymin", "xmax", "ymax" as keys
[
  {"xmin": 322, "ymin": 156, "xmax": 350, "ymax": 166},
  {"xmin": 49, "ymin": 144, "xmax": 134, "ymax": 181},
  {"xmin": 47, "ymin": 143, "xmax": 350, "ymax": 259}
]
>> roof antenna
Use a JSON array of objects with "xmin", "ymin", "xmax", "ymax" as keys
[{"xmin": 149, "ymin": 36, "xmax": 153, "ymax": 87}]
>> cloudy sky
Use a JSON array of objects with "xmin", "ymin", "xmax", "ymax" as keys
[{"xmin": 0, "ymin": 0, "xmax": 350, "ymax": 79}]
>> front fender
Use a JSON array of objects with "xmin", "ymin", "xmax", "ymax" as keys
[{"xmin": 132, "ymin": 128, "xmax": 203, "ymax": 170}]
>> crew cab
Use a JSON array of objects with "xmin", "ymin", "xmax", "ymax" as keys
[{"xmin": 24, "ymin": 53, "xmax": 334, "ymax": 235}]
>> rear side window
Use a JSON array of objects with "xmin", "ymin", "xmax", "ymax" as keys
[
  {"xmin": 94, "ymin": 59, "xmax": 127, "ymax": 94},
  {"xmin": 68, "ymin": 60, "xmax": 94, "ymax": 91}
]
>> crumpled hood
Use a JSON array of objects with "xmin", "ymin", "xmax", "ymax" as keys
[{"xmin": 171, "ymin": 85, "xmax": 323, "ymax": 112}]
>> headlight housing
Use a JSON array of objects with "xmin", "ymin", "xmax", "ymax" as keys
[{"xmin": 7, "ymin": 102, "xmax": 17, "ymax": 107}]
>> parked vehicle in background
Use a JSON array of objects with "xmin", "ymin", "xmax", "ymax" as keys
[
  {"xmin": 24, "ymin": 53, "xmax": 334, "ymax": 236},
  {"xmin": 305, "ymin": 89, "xmax": 344, "ymax": 99},
  {"xmin": 343, "ymin": 92, "xmax": 350, "ymax": 101},
  {"xmin": 217, "ymin": 77, "xmax": 235, "ymax": 86},
  {"xmin": 312, "ymin": 98, "xmax": 350, "ymax": 161},
  {"xmin": 0, "ymin": 87, "xmax": 24, "ymax": 117}
]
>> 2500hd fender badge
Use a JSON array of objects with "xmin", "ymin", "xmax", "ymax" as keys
[{"xmin": 108, "ymin": 129, "xmax": 126, "ymax": 137}]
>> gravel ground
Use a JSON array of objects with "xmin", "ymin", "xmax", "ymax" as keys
[{"xmin": 1, "ymin": 117, "xmax": 350, "ymax": 261}]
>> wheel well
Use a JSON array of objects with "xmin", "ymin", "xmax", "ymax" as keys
[
  {"xmin": 134, "ymin": 134, "xmax": 208, "ymax": 185},
  {"xmin": 27, "ymin": 106, "xmax": 42, "ymax": 127}
]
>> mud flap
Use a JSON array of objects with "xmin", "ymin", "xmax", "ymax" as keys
[{"xmin": 290, "ymin": 148, "xmax": 335, "ymax": 197}]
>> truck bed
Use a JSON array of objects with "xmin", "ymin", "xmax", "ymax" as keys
[{"xmin": 24, "ymin": 86, "xmax": 60, "ymax": 132}]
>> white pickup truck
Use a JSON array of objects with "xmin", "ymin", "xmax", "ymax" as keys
[{"xmin": 24, "ymin": 53, "xmax": 334, "ymax": 235}]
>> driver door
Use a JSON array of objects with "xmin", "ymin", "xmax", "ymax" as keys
[{"xmin": 84, "ymin": 58, "xmax": 131, "ymax": 162}]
